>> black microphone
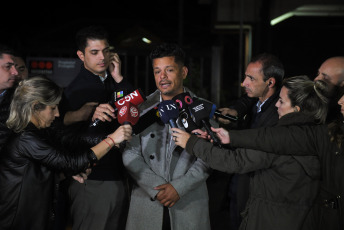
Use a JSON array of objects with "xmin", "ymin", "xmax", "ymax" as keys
[
  {"xmin": 132, "ymin": 105, "xmax": 161, "ymax": 135},
  {"xmin": 172, "ymin": 92, "xmax": 199, "ymax": 132},
  {"xmin": 89, "ymin": 89, "xmax": 128, "ymax": 127},
  {"xmin": 158, "ymin": 100, "xmax": 179, "ymax": 129},
  {"xmin": 214, "ymin": 110, "xmax": 238, "ymax": 121},
  {"xmin": 189, "ymin": 99, "xmax": 222, "ymax": 147}
]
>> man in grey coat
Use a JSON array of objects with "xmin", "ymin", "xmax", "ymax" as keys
[{"xmin": 122, "ymin": 43, "xmax": 213, "ymax": 230}]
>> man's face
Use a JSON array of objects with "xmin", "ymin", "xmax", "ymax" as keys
[
  {"xmin": 77, "ymin": 39, "xmax": 110, "ymax": 77},
  {"xmin": 242, "ymin": 61, "xmax": 269, "ymax": 99},
  {"xmin": 14, "ymin": 56, "xmax": 29, "ymax": 81},
  {"xmin": 153, "ymin": 56, "xmax": 187, "ymax": 100},
  {"xmin": 314, "ymin": 57, "xmax": 344, "ymax": 94},
  {"xmin": 0, "ymin": 54, "xmax": 18, "ymax": 91}
]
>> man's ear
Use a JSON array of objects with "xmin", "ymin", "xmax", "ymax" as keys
[
  {"xmin": 77, "ymin": 50, "xmax": 85, "ymax": 62},
  {"xmin": 268, "ymin": 78, "xmax": 275, "ymax": 87},
  {"xmin": 294, "ymin": 106, "xmax": 300, "ymax": 112},
  {"xmin": 182, "ymin": 66, "xmax": 188, "ymax": 80}
]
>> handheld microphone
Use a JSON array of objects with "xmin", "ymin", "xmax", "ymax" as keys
[
  {"xmin": 90, "ymin": 89, "xmax": 146, "ymax": 127},
  {"xmin": 111, "ymin": 89, "xmax": 129, "ymax": 104},
  {"xmin": 172, "ymin": 92, "xmax": 199, "ymax": 132},
  {"xmin": 117, "ymin": 101, "xmax": 140, "ymax": 148},
  {"xmin": 132, "ymin": 105, "xmax": 161, "ymax": 135},
  {"xmin": 117, "ymin": 102, "xmax": 140, "ymax": 126},
  {"xmin": 158, "ymin": 100, "xmax": 179, "ymax": 129},
  {"xmin": 214, "ymin": 110, "xmax": 238, "ymax": 121},
  {"xmin": 189, "ymin": 99, "xmax": 222, "ymax": 147}
]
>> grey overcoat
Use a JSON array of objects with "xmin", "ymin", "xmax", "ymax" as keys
[{"xmin": 122, "ymin": 88, "xmax": 212, "ymax": 230}]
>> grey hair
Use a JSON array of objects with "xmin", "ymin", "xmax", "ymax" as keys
[
  {"xmin": 283, "ymin": 75, "xmax": 329, "ymax": 124},
  {"xmin": 6, "ymin": 76, "xmax": 62, "ymax": 133}
]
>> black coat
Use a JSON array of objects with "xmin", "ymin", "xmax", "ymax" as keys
[
  {"xmin": 0, "ymin": 122, "xmax": 97, "ymax": 230},
  {"xmin": 230, "ymin": 113, "xmax": 344, "ymax": 230},
  {"xmin": 0, "ymin": 89, "xmax": 14, "ymax": 151}
]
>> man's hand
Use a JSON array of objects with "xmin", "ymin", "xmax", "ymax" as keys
[
  {"xmin": 154, "ymin": 183, "xmax": 180, "ymax": 208},
  {"xmin": 64, "ymin": 102, "xmax": 98, "ymax": 125},
  {"xmin": 72, "ymin": 168, "xmax": 92, "ymax": 184},
  {"xmin": 216, "ymin": 108, "xmax": 238, "ymax": 124},
  {"xmin": 91, "ymin": 103, "xmax": 116, "ymax": 122},
  {"xmin": 108, "ymin": 52, "xmax": 123, "ymax": 83}
]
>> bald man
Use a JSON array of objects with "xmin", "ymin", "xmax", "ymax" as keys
[
  {"xmin": 314, "ymin": 56, "xmax": 344, "ymax": 94},
  {"xmin": 313, "ymin": 56, "xmax": 344, "ymax": 122}
]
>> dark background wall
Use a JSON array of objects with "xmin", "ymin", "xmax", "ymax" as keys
[{"xmin": 2, "ymin": 0, "xmax": 344, "ymax": 106}]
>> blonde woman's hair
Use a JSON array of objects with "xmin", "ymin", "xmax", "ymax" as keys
[
  {"xmin": 283, "ymin": 75, "xmax": 329, "ymax": 124},
  {"xmin": 6, "ymin": 76, "xmax": 62, "ymax": 133}
]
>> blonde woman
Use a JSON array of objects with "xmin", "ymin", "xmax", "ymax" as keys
[{"xmin": 0, "ymin": 76, "xmax": 132, "ymax": 230}]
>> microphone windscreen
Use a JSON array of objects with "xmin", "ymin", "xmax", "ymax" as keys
[
  {"xmin": 132, "ymin": 105, "xmax": 161, "ymax": 134},
  {"xmin": 115, "ymin": 89, "xmax": 146, "ymax": 109},
  {"xmin": 158, "ymin": 100, "xmax": 179, "ymax": 125},
  {"xmin": 189, "ymin": 99, "xmax": 214, "ymax": 126},
  {"xmin": 178, "ymin": 110, "xmax": 200, "ymax": 132},
  {"xmin": 172, "ymin": 92, "xmax": 193, "ymax": 110},
  {"xmin": 117, "ymin": 102, "xmax": 140, "ymax": 126}
]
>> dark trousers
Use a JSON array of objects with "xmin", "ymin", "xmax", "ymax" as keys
[
  {"xmin": 68, "ymin": 180, "xmax": 129, "ymax": 230},
  {"xmin": 162, "ymin": 206, "xmax": 171, "ymax": 230}
]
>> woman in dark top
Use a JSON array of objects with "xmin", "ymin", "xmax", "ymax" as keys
[
  {"xmin": 0, "ymin": 76, "xmax": 132, "ymax": 230},
  {"xmin": 214, "ymin": 91, "xmax": 344, "ymax": 230},
  {"xmin": 171, "ymin": 75, "xmax": 329, "ymax": 230}
]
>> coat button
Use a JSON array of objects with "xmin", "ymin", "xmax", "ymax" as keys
[
  {"xmin": 150, "ymin": 134, "xmax": 155, "ymax": 138},
  {"xmin": 150, "ymin": 155, "xmax": 155, "ymax": 159}
]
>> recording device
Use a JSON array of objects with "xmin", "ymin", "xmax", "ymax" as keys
[
  {"xmin": 90, "ymin": 89, "xmax": 146, "ymax": 127},
  {"xmin": 117, "ymin": 101, "xmax": 140, "ymax": 148},
  {"xmin": 172, "ymin": 92, "xmax": 199, "ymax": 132},
  {"xmin": 189, "ymin": 99, "xmax": 222, "ymax": 147},
  {"xmin": 158, "ymin": 100, "xmax": 179, "ymax": 129}
]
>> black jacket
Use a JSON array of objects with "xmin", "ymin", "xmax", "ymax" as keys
[
  {"xmin": 0, "ymin": 122, "xmax": 98, "ymax": 230},
  {"xmin": 59, "ymin": 64, "xmax": 134, "ymax": 180},
  {"xmin": 231, "ymin": 89, "xmax": 280, "ymax": 129},
  {"xmin": 0, "ymin": 89, "xmax": 14, "ymax": 151}
]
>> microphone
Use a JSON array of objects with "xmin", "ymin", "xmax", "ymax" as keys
[
  {"xmin": 132, "ymin": 105, "xmax": 161, "ymax": 135},
  {"xmin": 90, "ymin": 89, "xmax": 128, "ymax": 127},
  {"xmin": 189, "ymin": 99, "xmax": 222, "ymax": 147},
  {"xmin": 90, "ymin": 89, "xmax": 146, "ymax": 127},
  {"xmin": 111, "ymin": 89, "xmax": 129, "ymax": 105},
  {"xmin": 117, "ymin": 101, "xmax": 140, "ymax": 148},
  {"xmin": 158, "ymin": 100, "xmax": 179, "ymax": 128},
  {"xmin": 117, "ymin": 102, "xmax": 140, "ymax": 126},
  {"xmin": 172, "ymin": 92, "xmax": 199, "ymax": 132},
  {"xmin": 213, "ymin": 110, "xmax": 238, "ymax": 121}
]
